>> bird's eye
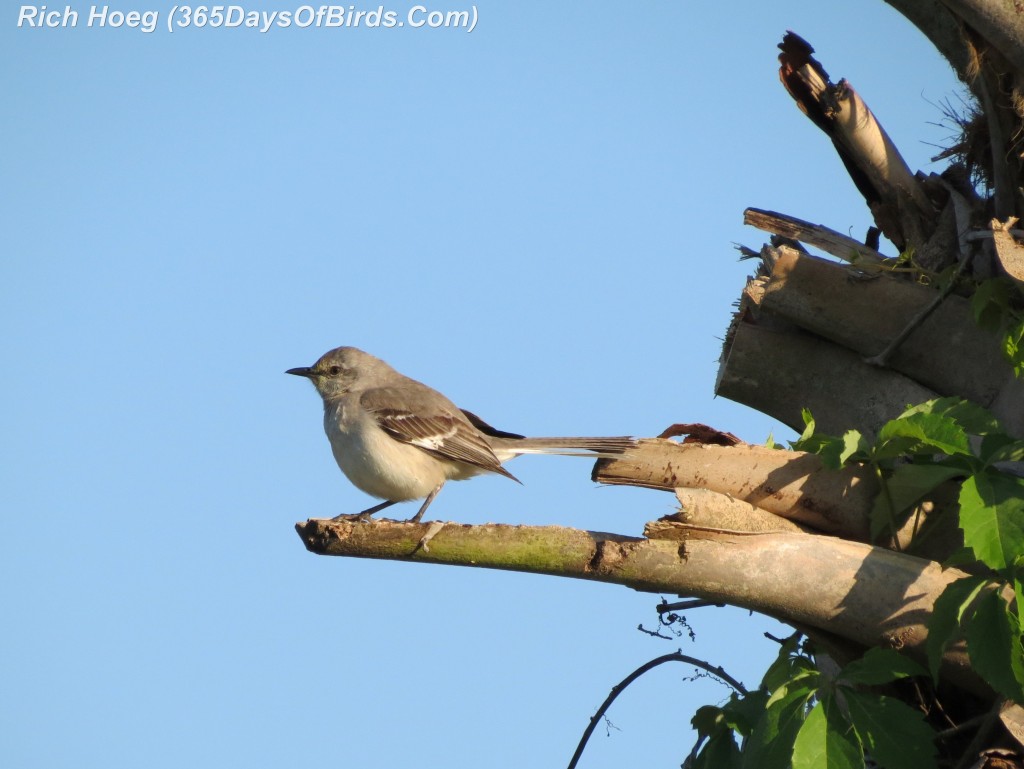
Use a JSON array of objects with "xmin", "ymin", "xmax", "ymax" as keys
[{"xmin": 328, "ymin": 365, "xmax": 342, "ymax": 376}]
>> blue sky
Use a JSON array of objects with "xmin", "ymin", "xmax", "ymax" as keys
[{"xmin": 3, "ymin": 2, "xmax": 964, "ymax": 767}]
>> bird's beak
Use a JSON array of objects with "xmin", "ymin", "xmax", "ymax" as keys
[{"xmin": 285, "ymin": 366, "xmax": 316, "ymax": 378}]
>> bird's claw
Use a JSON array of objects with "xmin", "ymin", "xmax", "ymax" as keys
[{"xmin": 330, "ymin": 511, "xmax": 375, "ymax": 523}]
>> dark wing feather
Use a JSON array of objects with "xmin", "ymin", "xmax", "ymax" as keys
[{"xmin": 460, "ymin": 408, "xmax": 525, "ymax": 440}]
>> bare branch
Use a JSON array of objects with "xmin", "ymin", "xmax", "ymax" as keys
[
  {"xmin": 294, "ymin": 518, "xmax": 989, "ymax": 697},
  {"xmin": 594, "ymin": 439, "xmax": 878, "ymax": 539},
  {"xmin": 598, "ymin": 441, "xmax": 963, "ymax": 559},
  {"xmin": 777, "ymin": 33, "xmax": 935, "ymax": 250},
  {"xmin": 744, "ymin": 208, "xmax": 889, "ymax": 264}
]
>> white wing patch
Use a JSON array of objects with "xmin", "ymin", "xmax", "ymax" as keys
[{"xmin": 407, "ymin": 421, "xmax": 459, "ymax": 451}]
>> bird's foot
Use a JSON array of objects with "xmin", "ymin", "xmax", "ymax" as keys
[
  {"xmin": 329, "ymin": 511, "xmax": 376, "ymax": 523},
  {"xmin": 329, "ymin": 499, "xmax": 398, "ymax": 522}
]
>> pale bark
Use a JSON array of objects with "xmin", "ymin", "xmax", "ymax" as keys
[
  {"xmin": 593, "ymin": 439, "xmax": 878, "ymax": 539},
  {"xmin": 715, "ymin": 319, "xmax": 940, "ymax": 438},
  {"xmin": 592, "ymin": 439, "xmax": 965, "ymax": 559},
  {"xmin": 651, "ymin": 488, "xmax": 813, "ymax": 536},
  {"xmin": 828, "ymin": 80, "xmax": 934, "ymax": 214},
  {"xmin": 295, "ymin": 518, "xmax": 989, "ymax": 698},
  {"xmin": 777, "ymin": 33, "xmax": 935, "ymax": 250},
  {"xmin": 752, "ymin": 248, "xmax": 1024, "ymax": 436},
  {"xmin": 992, "ymin": 217, "xmax": 1024, "ymax": 285}
]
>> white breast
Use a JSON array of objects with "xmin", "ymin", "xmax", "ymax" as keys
[{"xmin": 322, "ymin": 400, "xmax": 448, "ymax": 501}]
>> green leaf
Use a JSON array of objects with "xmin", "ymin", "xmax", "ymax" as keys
[
  {"xmin": 876, "ymin": 411, "xmax": 971, "ymax": 458},
  {"xmin": 971, "ymin": 278, "xmax": 1013, "ymax": 330},
  {"xmin": 868, "ymin": 437, "xmax": 933, "ymax": 463},
  {"xmin": 1005, "ymin": 318, "xmax": 1024, "ymax": 376},
  {"xmin": 795, "ymin": 435, "xmax": 847, "ymax": 469},
  {"xmin": 691, "ymin": 705, "xmax": 727, "ymax": 737},
  {"xmin": 894, "ymin": 247, "xmax": 914, "ymax": 267},
  {"xmin": 1016, "ymin": 577, "xmax": 1024, "ymax": 634},
  {"xmin": 692, "ymin": 731, "xmax": 741, "ymax": 769},
  {"xmin": 791, "ymin": 410, "xmax": 848, "ymax": 468},
  {"xmin": 839, "ymin": 430, "xmax": 867, "ymax": 465},
  {"xmin": 741, "ymin": 686, "xmax": 815, "ymax": 769},
  {"xmin": 983, "ymin": 438, "xmax": 1024, "ymax": 465},
  {"xmin": 843, "ymin": 690, "xmax": 937, "ymax": 769},
  {"xmin": 721, "ymin": 690, "xmax": 769, "ymax": 737},
  {"xmin": 691, "ymin": 695, "xmax": 763, "ymax": 769},
  {"xmin": 840, "ymin": 648, "xmax": 927, "ymax": 686},
  {"xmin": 868, "ymin": 463, "xmax": 964, "ymax": 541},
  {"xmin": 927, "ymin": 575, "xmax": 989, "ymax": 680},
  {"xmin": 931, "ymin": 262, "xmax": 962, "ymax": 294},
  {"xmin": 965, "ymin": 588, "xmax": 1024, "ymax": 704},
  {"xmin": 761, "ymin": 638, "xmax": 814, "ymax": 693},
  {"xmin": 791, "ymin": 697, "xmax": 863, "ymax": 769},
  {"xmin": 765, "ymin": 669, "xmax": 820, "ymax": 708},
  {"xmin": 799, "ymin": 409, "xmax": 815, "ymax": 441},
  {"xmin": 987, "ymin": 438, "xmax": 1024, "ymax": 462},
  {"xmin": 898, "ymin": 397, "xmax": 1002, "ymax": 437},
  {"xmin": 959, "ymin": 472, "xmax": 1024, "ymax": 571}
]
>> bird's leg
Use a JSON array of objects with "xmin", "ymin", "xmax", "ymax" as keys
[
  {"xmin": 408, "ymin": 483, "xmax": 445, "ymax": 523},
  {"xmin": 331, "ymin": 499, "xmax": 397, "ymax": 522}
]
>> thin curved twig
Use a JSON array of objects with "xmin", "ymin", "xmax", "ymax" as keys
[{"xmin": 566, "ymin": 652, "xmax": 747, "ymax": 769}]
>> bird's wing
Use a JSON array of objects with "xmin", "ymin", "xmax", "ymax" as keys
[{"xmin": 360, "ymin": 386, "xmax": 518, "ymax": 481}]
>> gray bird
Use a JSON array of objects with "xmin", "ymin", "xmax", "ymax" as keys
[{"xmin": 287, "ymin": 346, "xmax": 634, "ymax": 522}]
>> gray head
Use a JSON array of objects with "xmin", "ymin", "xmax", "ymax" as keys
[{"xmin": 286, "ymin": 346, "xmax": 396, "ymax": 400}]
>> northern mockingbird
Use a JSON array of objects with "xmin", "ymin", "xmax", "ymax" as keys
[{"xmin": 287, "ymin": 346, "xmax": 634, "ymax": 522}]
